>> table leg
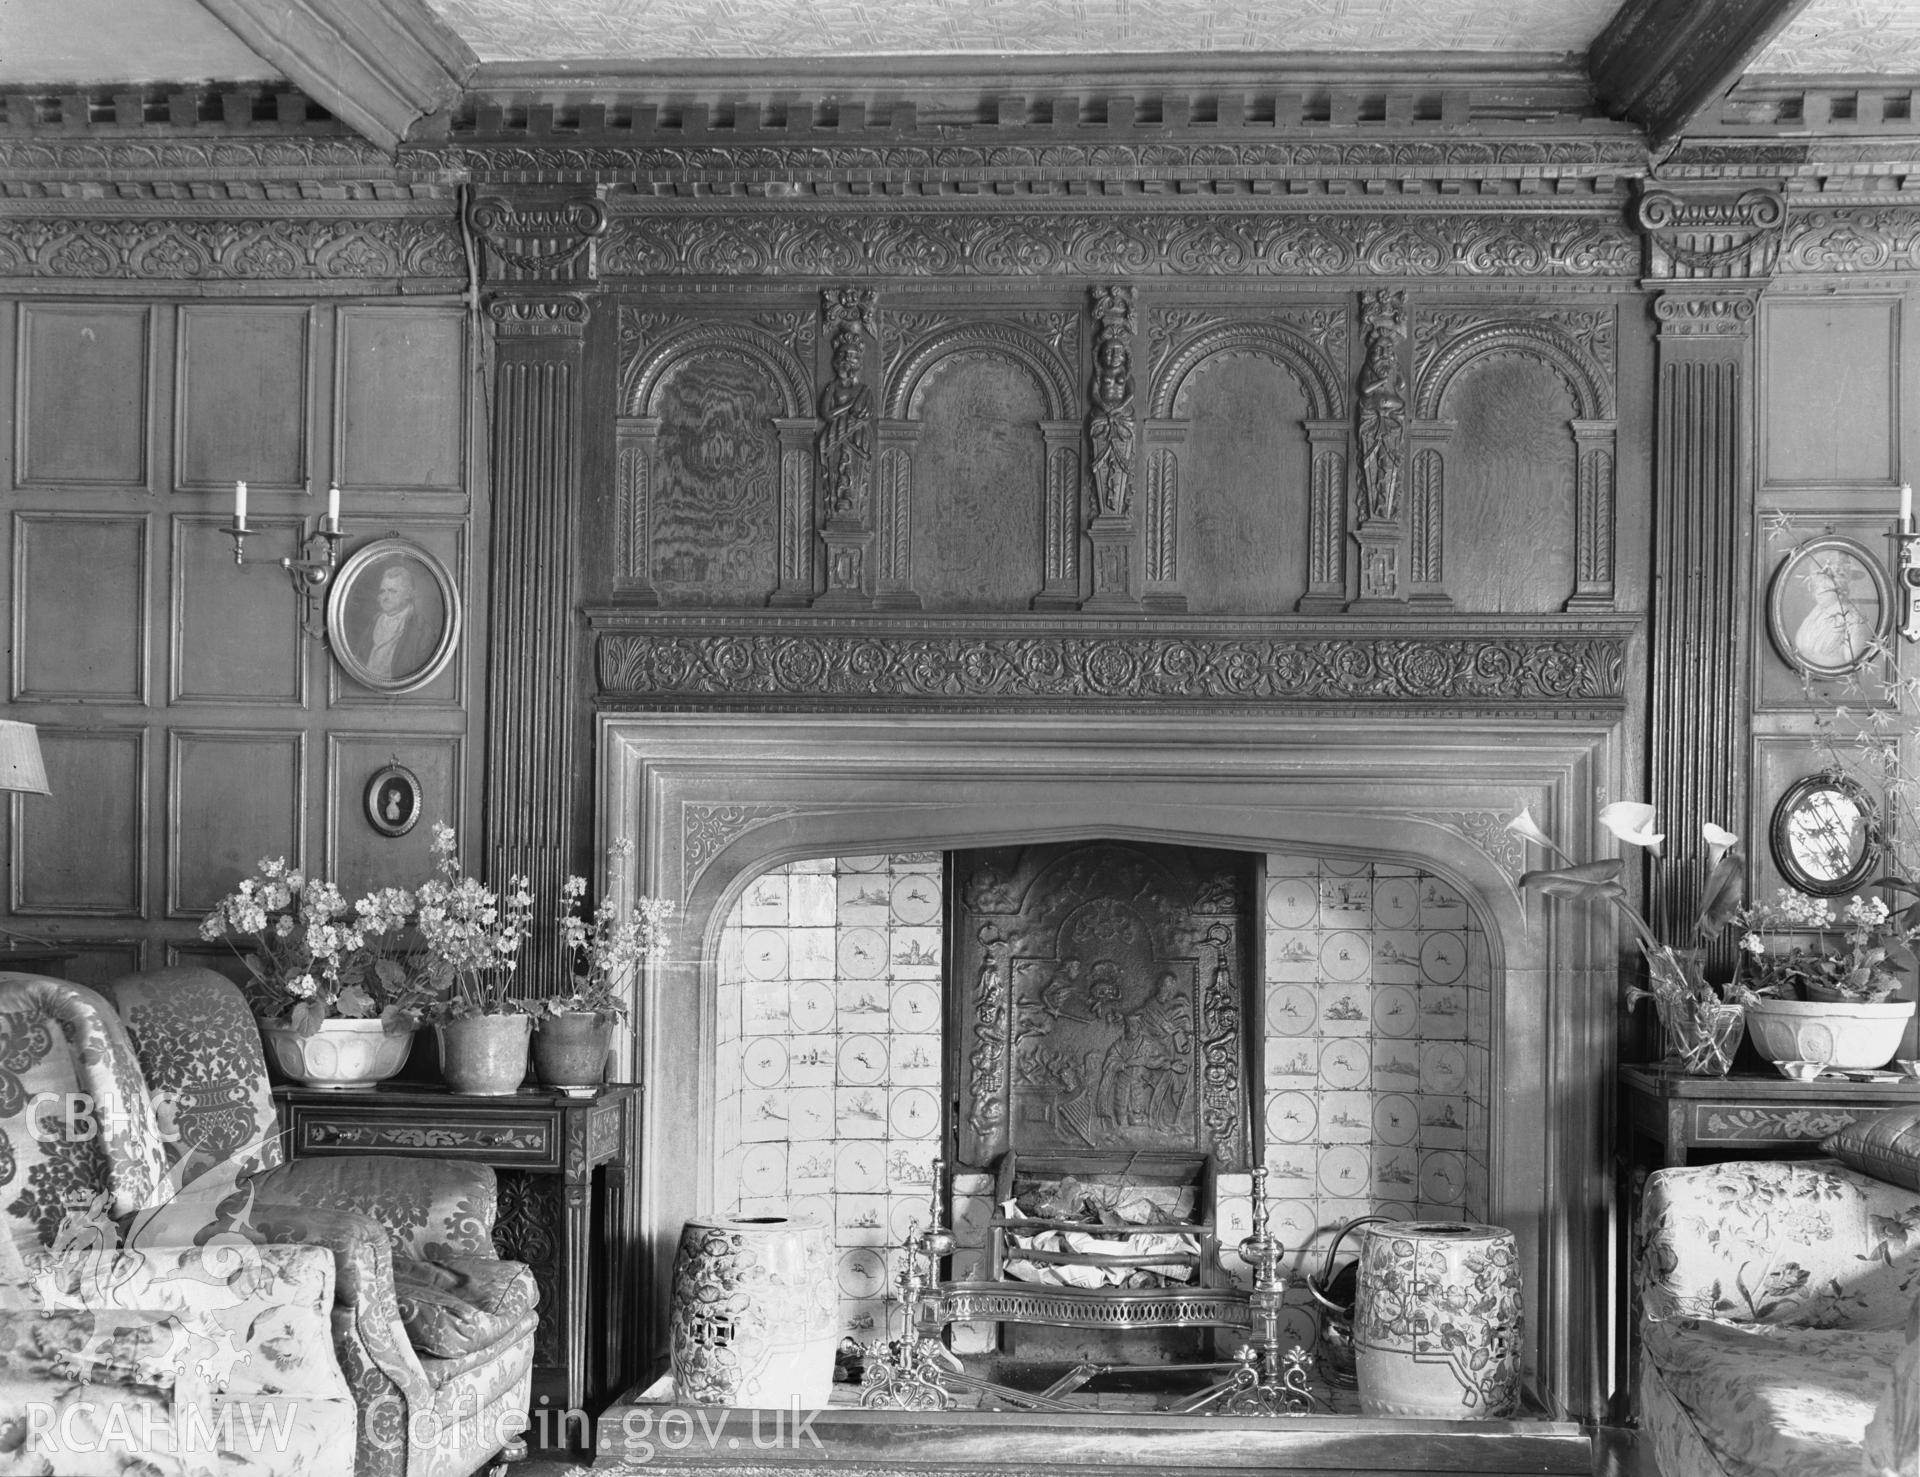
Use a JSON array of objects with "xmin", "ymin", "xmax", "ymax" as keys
[{"xmin": 564, "ymin": 1170, "xmax": 592, "ymax": 1416}]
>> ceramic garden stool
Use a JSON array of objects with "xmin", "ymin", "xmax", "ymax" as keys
[
  {"xmin": 669, "ymin": 1213, "xmax": 837, "ymax": 1408},
  {"xmin": 1353, "ymin": 1221, "xmax": 1524, "ymax": 1419}
]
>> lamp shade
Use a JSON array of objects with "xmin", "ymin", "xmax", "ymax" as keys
[{"xmin": 0, "ymin": 721, "xmax": 50, "ymax": 796}]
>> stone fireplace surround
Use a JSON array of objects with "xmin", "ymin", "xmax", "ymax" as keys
[{"xmin": 599, "ymin": 711, "xmax": 1623, "ymax": 1422}]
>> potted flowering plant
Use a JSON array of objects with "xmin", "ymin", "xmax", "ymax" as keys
[
  {"xmin": 200, "ymin": 858, "xmax": 431, "ymax": 1087},
  {"xmin": 534, "ymin": 840, "xmax": 674, "ymax": 1094},
  {"xmin": 1508, "ymin": 802, "xmax": 1749, "ymax": 1074},
  {"xmin": 1734, "ymin": 889, "xmax": 1920, "ymax": 1069},
  {"xmin": 413, "ymin": 822, "xmax": 536, "ymax": 1094}
]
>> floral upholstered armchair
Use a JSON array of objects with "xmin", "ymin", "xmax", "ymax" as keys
[
  {"xmin": 0, "ymin": 970, "xmax": 357, "ymax": 1475},
  {"xmin": 1636, "ymin": 1156, "xmax": 1920, "ymax": 1477},
  {"xmin": 101, "ymin": 965, "xmax": 537, "ymax": 1477}
]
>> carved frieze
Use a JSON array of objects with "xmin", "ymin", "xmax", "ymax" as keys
[
  {"xmin": 602, "ymin": 207, "xmax": 1639, "ymax": 282},
  {"xmin": 1778, "ymin": 206, "xmax": 1920, "ymax": 275},
  {"xmin": 682, "ymin": 802, "xmax": 802, "ymax": 878},
  {"xmin": 0, "ymin": 213, "xmax": 462, "ymax": 281},
  {"xmin": 592, "ymin": 614, "xmax": 1630, "ymax": 709}
]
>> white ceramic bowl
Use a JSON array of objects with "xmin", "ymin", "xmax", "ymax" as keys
[
  {"xmin": 1776, "ymin": 1059, "xmax": 1826, "ymax": 1082},
  {"xmin": 1744, "ymin": 999, "xmax": 1918, "ymax": 1072}
]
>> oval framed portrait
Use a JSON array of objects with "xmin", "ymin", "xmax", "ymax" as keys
[
  {"xmin": 1766, "ymin": 535, "xmax": 1891, "ymax": 678},
  {"xmin": 364, "ymin": 763, "xmax": 423, "ymax": 838},
  {"xmin": 1770, "ymin": 771, "xmax": 1881, "ymax": 897},
  {"xmin": 326, "ymin": 538, "xmax": 461, "ymax": 694}
]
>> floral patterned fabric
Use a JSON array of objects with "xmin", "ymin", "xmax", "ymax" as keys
[
  {"xmin": 101, "ymin": 967, "xmax": 283, "ymax": 1183},
  {"xmin": 0, "ymin": 1242, "xmax": 355, "ymax": 1476},
  {"xmin": 1865, "ymin": 1288, "xmax": 1920, "ymax": 1477},
  {"xmin": 254, "ymin": 1155, "xmax": 499, "ymax": 1264},
  {"xmin": 392, "ymin": 1254, "xmax": 539, "ymax": 1356},
  {"xmin": 1638, "ymin": 1158, "xmax": 1920, "ymax": 1477}
]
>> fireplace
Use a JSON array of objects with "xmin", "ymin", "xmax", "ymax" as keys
[{"xmin": 599, "ymin": 710, "xmax": 1623, "ymax": 1420}]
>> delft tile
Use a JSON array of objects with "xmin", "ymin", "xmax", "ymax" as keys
[
  {"xmin": 1371, "ymin": 982, "xmax": 1420, "ymax": 1038},
  {"xmin": 788, "ymin": 1141, "xmax": 838, "ymax": 1193},
  {"xmin": 1465, "ymin": 1041, "xmax": 1491, "ymax": 1103},
  {"xmin": 838, "ymin": 854, "xmax": 887, "ymax": 874},
  {"xmin": 1372, "ymin": 1145, "xmax": 1420, "ymax": 1201},
  {"xmin": 1318, "ymin": 874, "xmax": 1373, "ymax": 930},
  {"xmin": 886, "ymin": 1034, "xmax": 942, "ymax": 1085},
  {"xmin": 716, "ymin": 925, "xmax": 748, "ymax": 986},
  {"xmin": 1263, "ymin": 1149, "xmax": 1317, "ymax": 1193},
  {"xmin": 1266, "ymin": 981, "xmax": 1318, "ymax": 1037},
  {"xmin": 1215, "ymin": 1194, "xmax": 1254, "ymax": 1247},
  {"xmin": 788, "ymin": 926, "xmax": 838, "ymax": 980},
  {"xmin": 736, "ymin": 1196, "xmax": 789, "ymax": 1220},
  {"xmin": 1370, "ymin": 1038, "xmax": 1424, "ymax": 1093},
  {"xmin": 1266, "ymin": 874, "xmax": 1320, "ymax": 930},
  {"xmin": 1463, "ymin": 1155, "xmax": 1490, "ymax": 1220},
  {"xmin": 741, "ymin": 981, "xmax": 794, "ymax": 1035},
  {"xmin": 1320, "ymin": 928, "xmax": 1372, "ymax": 984},
  {"xmin": 1418, "ymin": 930, "xmax": 1469, "ymax": 986},
  {"xmin": 888, "ymin": 872, "xmax": 943, "ymax": 927},
  {"xmin": 1266, "ymin": 929, "xmax": 1321, "ymax": 982},
  {"xmin": 886, "ymin": 1143, "xmax": 936, "ymax": 1193},
  {"xmin": 1418, "ymin": 1150, "xmax": 1468, "ymax": 1207},
  {"xmin": 742, "ymin": 928, "xmax": 792, "ymax": 983},
  {"xmin": 1370, "ymin": 930, "xmax": 1422, "ymax": 983},
  {"xmin": 1467, "ymin": 1094, "xmax": 1488, "ymax": 1143},
  {"xmin": 1217, "ymin": 1247, "xmax": 1254, "ymax": 1291},
  {"xmin": 741, "ymin": 873, "xmax": 789, "ymax": 926},
  {"xmin": 836, "ymin": 924, "xmax": 890, "ymax": 980},
  {"xmin": 834, "ymin": 1086, "xmax": 889, "ymax": 1138},
  {"xmin": 889, "ymin": 1196, "xmax": 933, "ymax": 1247},
  {"xmin": 1266, "ymin": 1089, "xmax": 1319, "ymax": 1146},
  {"xmin": 790, "ymin": 1192, "xmax": 835, "ymax": 1230},
  {"xmin": 714, "ymin": 1041, "xmax": 744, "ymax": 1105},
  {"xmin": 835, "ymin": 1193, "xmax": 891, "ymax": 1240},
  {"xmin": 1320, "ymin": 1090, "xmax": 1375, "ymax": 1143},
  {"xmin": 715, "ymin": 1126, "xmax": 741, "ymax": 1191},
  {"xmin": 790, "ymin": 856, "xmax": 836, "ymax": 874},
  {"xmin": 888, "ymin": 978, "xmax": 942, "ymax": 1032},
  {"xmin": 1319, "ymin": 1197, "xmax": 1376, "ymax": 1239},
  {"xmin": 1319, "ymin": 981, "xmax": 1372, "ymax": 1035},
  {"xmin": 789, "ymin": 979, "xmax": 838, "ymax": 1035},
  {"xmin": 1418, "ymin": 985, "xmax": 1469, "ymax": 1040},
  {"xmin": 784, "ymin": 1035, "xmax": 839, "ymax": 1086},
  {"xmin": 738, "ymin": 1142, "xmax": 789, "ymax": 1201},
  {"xmin": 950, "ymin": 1321, "xmax": 998, "ymax": 1354},
  {"xmin": 1266, "ymin": 852, "xmax": 1322, "ymax": 880},
  {"xmin": 1269, "ymin": 1198, "xmax": 1319, "ymax": 1255},
  {"xmin": 887, "ymin": 1086, "xmax": 940, "ymax": 1139},
  {"xmin": 1372, "ymin": 1092, "xmax": 1419, "ymax": 1147},
  {"xmin": 1372, "ymin": 875, "xmax": 1421, "ymax": 929},
  {"xmin": 787, "ymin": 1086, "xmax": 835, "ymax": 1141},
  {"xmin": 889, "ymin": 928, "xmax": 943, "ymax": 975},
  {"xmin": 839, "ymin": 1299, "xmax": 886, "ymax": 1341},
  {"xmin": 835, "ymin": 1247, "xmax": 888, "ymax": 1302},
  {"xmin": 1417, "ymin": 875, "xmax": 1468, "ymax": 928},
  {"xmin": 837, "ymin": 870, "xmax": 894, "ymax": 921},
  {"xmin": 1419, "ymin": 1095, "xmax": 1469, "ymax": 1149},
  {"xmin": 1316, "ymin": 1144, "xmax": 1370, "ymax": 1199},
  {"xmin": 835, "ymin": 977, "xmax": 893, "ymax": 1026},
  {"xmin": 1279, "ymin": 1305, "xmax": 1321, "ymax": 1354},
  {"xmin": 1321, "ymin": 857, "xmax": 1367, "ymax": 879},
  {"xmin": 950, "ymin": 1194, "xmax": 993, "ymax": 1246},
  {"xmin": 1467, "ymin": 984, "xmax": 1491, "ymax": 1042},
  {"xmin": 739, "ymin": 1035, "xmax": 791, "ymax": 1091},
  {"xmin": 1266, "ymin": 1034, "xmax": 1318, "ymax": 1085},
  {"xmin": 833, "ymin": 1139, "xmax": 888, "ymax": 1196},
  {"xmin": 740, "ymin": 1089, "xmax": 795, "ymax": 1143},
  {"xmin": 789, "ymin": 872, "xmax": 838, "ymax": 926},
  {"xmin": 891, "ymin": 850, "xmax": 941, "ymax": 868},
  {"xmin": 1318, "ymin": 1037, "xmax": 1372, "ymax": 1091},
  {"xmin": 837, "ymin": 1032, "xmax": 890, "ymax": 1086},
  {"xmin": 1420, "ymin": 1039, "xmax": 1470, "ymax": 1096},
  {"xmin": 1215, "ymin": 1171, "xmax": 1252, "ymax": 1202}
]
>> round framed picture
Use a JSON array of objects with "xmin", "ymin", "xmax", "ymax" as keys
[
  {"xmin": 364, "ymin": 764, "xmax": 423, "ymax": 838},
  {"xmin": 326, "ymin": 538, "xmax": 462, "ymax": 694},
  {"xmin": 1766, "ymin": 535, "xmax": 1891, "ymax": 678}
]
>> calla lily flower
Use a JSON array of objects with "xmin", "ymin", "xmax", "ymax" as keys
[
  {"xmin": 1702, "ymin": 823, "xmax": 1739, "ymax": 868},
  {"xmin": 1505, "ymin": 807, "xmax": 1560, "ymax": 855},
  {"xmin": 1598, "ymin": 802, "xmax": 1665, "ymax": 853}
]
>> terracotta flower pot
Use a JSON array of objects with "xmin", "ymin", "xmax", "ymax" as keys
[
  {"xmin": 436, "ymin": 1013, "xmax": 532, "ymax": 1095},
  {"xmin": 260, "ymin": 1018, "xmax": 414, "ymax": 1089},
  {"xmin": 532, "ymin": 1010, "xmax": 614, "ymax": 1095}
]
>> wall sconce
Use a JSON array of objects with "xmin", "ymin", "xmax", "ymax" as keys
[
  {"xmin": 222, "ymin": 480, "xmax": 346, "ymax": 638},
  {"xmin": 1899, "ymin": 483, "xmax": 1920, "ymax": 642}
]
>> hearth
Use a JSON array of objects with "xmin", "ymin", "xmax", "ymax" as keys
[{"xmin": 601, "ymin": 710, "xmax": 1622, "ymax": 1419}]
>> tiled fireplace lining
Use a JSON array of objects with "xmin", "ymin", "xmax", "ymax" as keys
[
  {"xmin": 602, "ymin": 713, "xmax": 1622, "ymax": 1418},
  {"xmin": 709, "ymin": 847, "xmax": 1493, "ymax": 1352}
]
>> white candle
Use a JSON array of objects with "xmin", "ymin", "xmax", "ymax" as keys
[
  {"xmin": 326, "ymin": 483, "xmax": 340, "ymax": 532},
  {"xmin": 234, "ymin": 480, "xmax": 248, "ymax": 530},
  {"xmin": 1903, "ymin": 482, "xmax": 1912, "ymax": 533}
]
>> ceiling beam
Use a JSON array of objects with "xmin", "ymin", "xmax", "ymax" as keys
[
  {"xmin": 194, "ymin": 0, "xmax": 473, "ymax": 151},
  {"xmin": 1589, "ymin": 0, "xmax": 1815, "ymax": 152}
]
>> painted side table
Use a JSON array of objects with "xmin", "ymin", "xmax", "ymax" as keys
[{"xmin": 1620, "ymin": 1063, "xmax": 1920, "ymax": 1169}]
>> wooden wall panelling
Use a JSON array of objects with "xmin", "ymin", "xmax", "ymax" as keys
[
  {"xmin": 1747, "ymin": 730, "xmax": 1874, "ymax": 909},
  {"xmin": 1750, "ymin": 507, "xmax": 1901, "ymax": 713},
  {"xmin": 324, "ymin": 730, "xmax": 464, "ymax": 893},
  {"xmin": 814, "ymin": 286, "xmax": 877, "ymax": 609},
  {"xmin": 11, "ymin": 511, "xmax": 150, "ymax": 703},
  {"xmin": 60, "ymin": 940, "xmax": 147, "ymax": 990},
  {"xmin": 15, "ymin": 302, "xmax": 152, "ymax": 490},
  {"xmin": 167, "ymin": 727, "xmax": 305, "ymax": 918},
  {"xmin": 10, "ymin": 725, "xmax": 145, "ymax": 917},
  {"xmin": 170, "ymin": 512, "xmax": 307, "ymax": 706},
  {"xmin": 324, "ymin": 516, "xmax": 470, "ymax": 709},
  {"xmin": 1761, "ymin": 296, "xmax": 1897, "ymax": 487},
  {"xmin": 175, "ymin": 303, "xmax": 312, "ymax": 493},
  {"xmin": 335, "ymin": 305, "xmax": 467, "ymax": 494}
]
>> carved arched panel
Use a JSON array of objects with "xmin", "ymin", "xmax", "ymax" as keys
[
  {"xmin": 1440, "ymin": 356, "xmax": 1579, "ymax": 613},
  {"xmin": 648, "ymin": 351, "xmax": 788, "ymax": 605},
  {"xmin": 910, "ymin": 353, "xmax": 1050, "ymax": 611},
  {"xmin": 1172, "ymin": 354, "xmax": 1314, "ymax": 614}
]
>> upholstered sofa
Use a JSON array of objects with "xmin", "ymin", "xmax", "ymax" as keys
[
  {"xmin": 0, "ymin": 970, "xmax": 357, "ymax": 1475},
  {"xmin": 1636, "ymin": 1154, "xmax": 1920, "ymax": 1477}
]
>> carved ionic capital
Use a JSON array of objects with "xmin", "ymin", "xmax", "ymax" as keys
[
  {"xmin": 464, "ymin": 186, "xmax": 609, "ymax": 284},
  {"xmin": 485, "ymin": 293, "xmax": 592, "ymax": 337},
  {"xmin": 1636, "ymin": 185, "xmax": 1785, "ymax": 280},
  {"xmin": 1650, "ymin": 290, "xmax": 1759, "ymax": 340}
]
